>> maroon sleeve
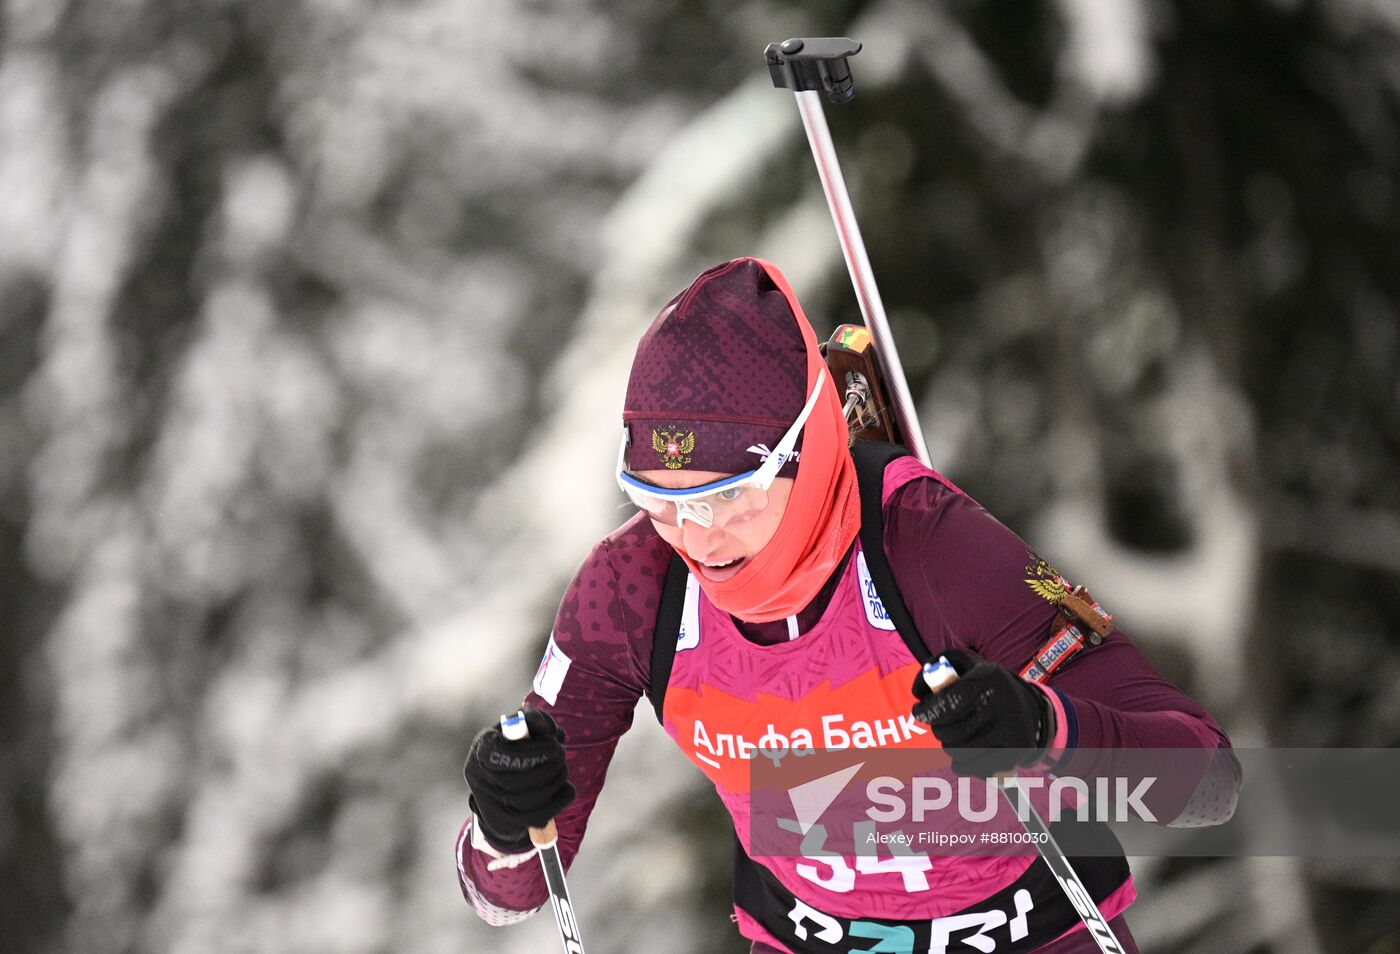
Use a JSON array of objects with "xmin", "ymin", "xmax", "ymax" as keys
[
  {"xmin": 457, "ymin": 514, "xmax": 669, "ymax": 921},
  {"xmin": 882, "ymin": 475, "xmax": 1240, "ymax": 826}
]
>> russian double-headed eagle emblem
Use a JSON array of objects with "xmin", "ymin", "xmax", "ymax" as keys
[
  {"xmin": 653, "ymin": 429, "xmax": 695, "ymax": 469},
  {"xmin": 1024, "ymin": 555, "xmax": 1069, "ymax": 604}
]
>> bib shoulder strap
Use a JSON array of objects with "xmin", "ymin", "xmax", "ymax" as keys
[
  {"xmin": 648, "ymin": 552, "xmax": 689, "ymax": 724},
  {"xmin": 851, "ymin": 442, "xmax": 933, "ymax": 665}
]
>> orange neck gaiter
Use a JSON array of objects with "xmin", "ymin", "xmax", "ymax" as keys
[{"xmin": 678, "ymin": 264, "xmax": 861, "ymax": 622}]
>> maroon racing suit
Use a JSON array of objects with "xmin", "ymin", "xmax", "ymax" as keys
[{"xmin": 457, "ymin": 457, "xmax": 1239, "ymax": 951}]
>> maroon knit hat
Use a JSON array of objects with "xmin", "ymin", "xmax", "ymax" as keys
[{"xmin": 623, "ymin": 258, "xmax": 809, "ymax": 477}]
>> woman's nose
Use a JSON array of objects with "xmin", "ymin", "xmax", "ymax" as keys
[{"xmin": 679, "ymin": 518, "xmax": 721, "ymax": 560}]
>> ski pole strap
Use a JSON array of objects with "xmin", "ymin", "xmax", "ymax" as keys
[{"xmin": 1019, "ymin": 586, "xmax": 1113, "ymax": 684}]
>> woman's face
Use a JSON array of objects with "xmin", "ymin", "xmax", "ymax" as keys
[{"xmin": 633, "ymin": 470, "xmax": 795, "ymax": 583}]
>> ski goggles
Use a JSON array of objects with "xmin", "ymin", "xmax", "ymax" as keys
[{"xmin": 616, "ymin": 369, "xmax": 827, "ymax": 529}]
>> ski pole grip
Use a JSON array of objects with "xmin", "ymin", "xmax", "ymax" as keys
[
  {"xmin": 499, "ymin": 710, "xmax": 561, "ymax": 848},
  {"xmin": 920, "ymin": 660, "xmax": 1021, "ymax": 782},
  {"xmin": 529, "ymin": 819, "xmax": 559, "ymax": 848},
  {"xmin": 764, "ymin": 37, "xmax": 862, "ymax": 104},
  {"xmin": 920, "ymin": 657, "xmax": 958, "ymax": 693}
]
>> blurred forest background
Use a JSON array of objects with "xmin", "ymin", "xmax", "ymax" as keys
[{"xmin": 1, "ymin": 0, "xmax": 1398, "ymax": 952}]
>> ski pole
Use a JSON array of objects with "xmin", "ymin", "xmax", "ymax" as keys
[
  {"xmin": 764, "ymin": 40, "xmax": 1127, "ymax": 952},
  {"xmin": 500, "ymin": 710, "xmax": 586, "ymax": 954},
  {"xmin": 922, "ymin": 659, "xmax": 1127, "ymax": 954},
  {"xmin": 763, "ymin": 37, "xmax": 932, "ymax": 466}
]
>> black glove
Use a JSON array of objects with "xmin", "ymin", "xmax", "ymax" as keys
[
  {"xmin": 911, "ymin": 650, "xmax": 1052, "ymax": 777},
  {"xmin": 463, "ymin": 707, "xmax": 575, "ymax": 853}
]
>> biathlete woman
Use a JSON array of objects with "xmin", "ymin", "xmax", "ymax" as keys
[{"xmin": 458, "ymin": 257, "xmax": 1239, "ymax": 953}]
